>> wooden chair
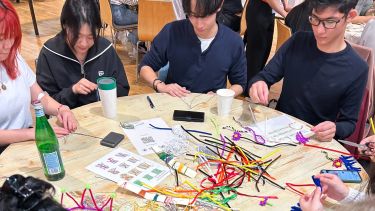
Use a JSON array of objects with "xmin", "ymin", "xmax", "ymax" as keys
[
  {"xmin": 275, "ymin": 19, "xmax": 292, "ymax": 51},
  {"xmin": 98, "ymin": 0, "xmax": 137, "ymax": 49},
  {"xmin": 136, "ymin": 0, "xmax": 175, "ymax": 82}
]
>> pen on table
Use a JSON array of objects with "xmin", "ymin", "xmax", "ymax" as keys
[
  {"xmin": 146, "ymin": 96, "xmax": 155, "ymax": 109},
  {"xmin": 174, "ymin": 169, "xmax": 179, "ymax": 186}
]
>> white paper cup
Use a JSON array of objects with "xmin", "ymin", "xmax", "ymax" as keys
[
  {"xmin": 216, "ymin": 89, "xmax": 235, "ymax": 117},
  {"xmin": 97, "ymin": 77, "xmax": 117, "ymax": 119}
]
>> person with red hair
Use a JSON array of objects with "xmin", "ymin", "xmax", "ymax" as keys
[{"xmin": 0, "ymin": 0, "xmax": 77, "ymax": 150}]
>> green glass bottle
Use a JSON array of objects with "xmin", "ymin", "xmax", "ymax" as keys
[{"xmin": 33, "ymin": 102, "xmax": 65, "ymax": 181}]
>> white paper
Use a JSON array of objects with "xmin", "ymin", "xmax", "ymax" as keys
[
  {"xmin": 86, "ymin": 148, "xmax": 170, "ymax": 187},
  {"xmin": 122, "ymin": 118, "xmax": 175, "ymax": 155},
  {"xmin": 246, "ymin": 114, "xmax": 314, "ymax": 145}
]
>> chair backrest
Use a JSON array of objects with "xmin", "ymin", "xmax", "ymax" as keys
[
  {"xmin": 275, "ymin": 19, "xmax": 292, "ymax": 51},
  {"xmin": 172, "ymin": 0, "xmax": 185, "ymax": 20},
  {"xmin": 99, "ymin": 0, "xmax": 114, "ymax": 29},
  {"xmin": 138, "ymin": 0, "xmax": 176, "ymax": 42},
  {"xmin": 346, "ymin": 43, "xmax": 374, "ymax": 154},
  {"xmin": 240, "ymin": 0, "xmax": 249, "ymax": 36}
]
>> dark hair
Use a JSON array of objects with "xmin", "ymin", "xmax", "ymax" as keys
[
  {"xmin": 182, "ymin": 0, "xmax": 224, "ymax": 17},
  {"xmin": 0, "ymin": 174, "xmax": 66, "ymax": 211},
  {"xmin": 60, "ymin": 0, "xmax": 101, "ymax": 48},
  {"xmin": 309, "ymin": 0, "xmax": 359, "ymax": 15}
]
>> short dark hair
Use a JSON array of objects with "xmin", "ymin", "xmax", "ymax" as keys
[
  {"xmin": 60, "ymin": 0, "xmax": 101, "ymax": 48},
  {"xmin": 0, "ymin": 174, "xmax": 65, "ymax": 211},
  {"xmin": 182, "ymin": 0, "xmax": 223, "ymax": 17},
  {"xmin": 309, "ymin": 0, "xmax": 359, "ymax": 15}
]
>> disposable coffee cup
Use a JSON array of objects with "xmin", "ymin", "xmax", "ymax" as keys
[
  {"xmin": 217, "ymin": 89, "xmax": 235, "ymax": 117},
  {"xmin": 97, "ymin": 77, "xmax": 117, "ymax": 119}
]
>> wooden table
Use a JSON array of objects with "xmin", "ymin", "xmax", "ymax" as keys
[{"xmin": 0, "ymin": 93, "xmax": 368, "ymax": 210}]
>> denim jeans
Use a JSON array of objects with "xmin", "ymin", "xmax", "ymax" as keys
[
  {"xmin": 158, "ymin": 63, "xmax": 169, "ymax": 81},
  {"xmin": 110, "ymin": 4, "xmax": 138, "ymax": 26},
  {"xmin": 111, "ymin": 4, "xmax": 138, "ymax": 45}
]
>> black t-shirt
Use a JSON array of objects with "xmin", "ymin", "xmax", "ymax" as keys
[
  {"xmin": 222, "ymin": 0, "xmax": 243, "ymax": 14},
  {"xmin": 249, "ymin": 32, "xmax": 368, "ymax": 139},
  {"xmin": 285, "ymin": 1, "xmax": 312, "ymax": 33}
]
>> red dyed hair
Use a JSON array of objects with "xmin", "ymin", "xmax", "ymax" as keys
[{"xmin": 0, "ymin": 0, "xmax": 22, "ymax": 80}]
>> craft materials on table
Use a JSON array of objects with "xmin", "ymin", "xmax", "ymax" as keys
[
  {"xmin": 86, "ymin": 148, "xmax": 170, "ymax": 187},
  {"xmin": 121, "ymin": 118, "xmax": 176, "ymax": 155},
  {"xmin": 244, "ymin": 114, "xmax": 314, "ymax": 146},
  {"xmin": 152, "ymin": 146, "xmax": 197, "ymax": 178}
]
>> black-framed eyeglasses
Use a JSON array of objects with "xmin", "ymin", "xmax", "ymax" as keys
[{"xmin": 308, "ymin": 15, "xmax": 346, "ymax": 29}]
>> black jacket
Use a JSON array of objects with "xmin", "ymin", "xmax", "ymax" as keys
[{"xmin": 36, "ymin": 32, "xmax": 130, "ymax": 109}]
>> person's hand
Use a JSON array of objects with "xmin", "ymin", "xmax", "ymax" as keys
[
  {"xmin": 157, "ymin": 83, "xmax": 190, "ymax": 97},
  {"xmin": 299, "ymin": 187, "xmax": 324, "ymax": 211},
  {"xmin": 56, "ymin": 105, "xmax": 78, "ymax": 132},
  {"xmin": 249, "ymin": 81, "xmax": 269, "ymax": 105},
  {"xmin": 311, "ymin": 121, "xmax": 336, "ymax": 141},
  {"xmin": 72, "ymin": 78, "xmax": 97, "ymax": 95},
  {"xmin": 207, "ymin": 91, "xmax": 215, "ymax": 95},
  {"xmin": 360, "ymin": 135, "xmax": 375, "ymax": 158},
  {"xmin": 314, "ymin": 173, "xmax": 349, "ymax": 201},
  {"xmin": 53, "ymin": 126, "xmax": 71, "ymax": 138}
]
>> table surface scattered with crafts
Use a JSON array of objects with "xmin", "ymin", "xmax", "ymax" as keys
[{"xmin": 0, "ymin": 93, "xmax": 368, "ymax": 210}]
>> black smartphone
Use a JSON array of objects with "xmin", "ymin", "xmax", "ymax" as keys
[
  {"xmin": 100, "ymin": 132, "xmax": 124, "ymax": 148},
  {"xmin": 320, "ymin": 169, "xmax": 362, "ymax": 183},
  {"xmin": 173, "ymin": 110, "xmax": 205, "ymax": 122}
]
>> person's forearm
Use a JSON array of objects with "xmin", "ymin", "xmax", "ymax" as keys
[
  {"xmin": 31, "ymin": 83, "xmax": 63, "ymax": 116},
  {"xmin": 263, "ymin": 0, "xmax": 288, "ymax": 17},
  {"xmin": 0, "ymin": 128, "xmax": 34, "ymax": 144},
  {"xmin": 41, "ymin": 95, "xmax": 65, "ymax": 116},
  {"xmin": 140, "ymin": 66, "xmax": 159, "ymax": 88},
  {"xmin": 229, "ymin": 84, "xmax": 243, "ymax": 97}
]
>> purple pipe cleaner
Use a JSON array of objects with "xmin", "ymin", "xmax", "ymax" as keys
[
  {"xmin": 296, "ymin": 131, "xmax": 309, "ymax": 144},
  {"xmin": 259, "ymin": 197, "xmax": 268, "ymax": 206},
  {"xmin": 220, "ymin": 134, "xmax": 226, "ymax": 157},
  {"xmin": 232, "ymin": 131, "xmax": 242, "ymax": 141}
]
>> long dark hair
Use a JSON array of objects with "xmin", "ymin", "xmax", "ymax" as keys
[
  {"xmin": 60, "ymin": 0, "xmax": 101, "ymax": 48},
  {"xmin": 0, "ymin": 174, "xmax": 65, "ymax": 210}
]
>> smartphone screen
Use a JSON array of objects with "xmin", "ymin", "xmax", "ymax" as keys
[
  {"xmin": 173, "ymin": 110, "xmax": 205, "ymax": 122},
  {"xmin": 100, "ymin": 132, "xmax": 124, "ymax": 148},
  {"xmin": 321, "ymin": 170, "xmax": 362, "ymax": 183}
]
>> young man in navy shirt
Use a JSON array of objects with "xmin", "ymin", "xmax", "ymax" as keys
[
  {"xmin": 248, "ymin": 0, "xmax": 368, "ymax": 141},
  {"xmin": 139, "ymin": 0, "xmax": 246, "ymax": 97}
]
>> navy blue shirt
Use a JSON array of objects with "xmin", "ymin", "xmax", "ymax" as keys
[
  {"xmin": 140, "ymin": 19, "xmax": 247, "ymax": 93},
  {"xmin": 249, "ymin": 32, "xmax": 368, "ymax": 139}
]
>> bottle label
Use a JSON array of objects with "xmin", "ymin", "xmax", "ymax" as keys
[{"xmin": 42, "ymin": 151, "xmax": 61, "ymax": 175}]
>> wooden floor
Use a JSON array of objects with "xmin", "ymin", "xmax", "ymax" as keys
[{"xmin": 12, "ymin": 0, "xmax": 282, "ymax": 99}]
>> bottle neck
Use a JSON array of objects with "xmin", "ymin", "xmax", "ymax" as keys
[{"xmin": 33, "ymin": 103, "xmax": 45, "ymax": 117}]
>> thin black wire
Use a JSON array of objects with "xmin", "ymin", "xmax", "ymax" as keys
[{"xmin": 71, "ymin": 132, "xmax": 103, "ymax": 140}]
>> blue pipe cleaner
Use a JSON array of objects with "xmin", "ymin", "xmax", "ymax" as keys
[
  {"xmin": 312, "ymin": 175, "xmax": 322, "ymax": 190},
  {"xmin": 291, "ymin": 203, "xmax": 302, "ymax": 211},
  {"xmin": 340, "ymin": 155, "xmax": 361, "ymax": 172}
]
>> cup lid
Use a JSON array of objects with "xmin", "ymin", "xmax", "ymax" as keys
[
  {"xmin": 97, "ymin": 77, "xmax": 116, "ymax": 90},
  {"xmin": 216, "ymin": 89, "xmax": 235, "ymax": 97}
]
